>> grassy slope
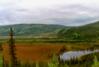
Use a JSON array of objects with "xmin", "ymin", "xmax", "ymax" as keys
[
  {"xmin": 0, "ymin": 24, "xmax": 66, "ymax": 37},
  {"xmin": 58, "ymin": 21, "xmax": 99, "ymax": 40}
]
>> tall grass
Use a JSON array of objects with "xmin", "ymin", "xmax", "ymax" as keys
[
  {"xmin": 48, "ymin": 54, "xmax": 59, "ymax": 67},
  {"xmin": 0, "ymin": 54, "xmax": 3, "ymax": 67},
  {"xmin": 92, "ymin": 56, "xmax": 99, "ymax": 67}
]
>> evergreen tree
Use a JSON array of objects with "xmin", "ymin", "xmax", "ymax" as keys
[{"xmin": 8, "ymin": 28, "xmax": 18, "ymax": 67}]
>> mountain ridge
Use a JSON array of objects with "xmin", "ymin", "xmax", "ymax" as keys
[
  {"xmin": 0, "ymin": 21, "xmax": 99, "ymax": 40},
  {"xmin": 58, "ymin": 21, "xmax": 99, "ymax": 40},
  {"xmin": 0, "ymin": 24, "xmax": 66, "ymax": 37}
]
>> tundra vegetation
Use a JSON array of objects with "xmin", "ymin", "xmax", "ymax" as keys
[{"xmin": 1, "ymin": 23, "xmax": 99, "ymax": 67}]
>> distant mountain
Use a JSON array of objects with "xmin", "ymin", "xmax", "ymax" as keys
[
  {"xmin": 0, "ymin": 24, "xmax": 66, "ymax": 37},
  {"xmin": 0, "ymin": 21, "xmax": 99, "ymax": 40},
  {"xmin": 58, "ymin": 21, "xmax": 99, "ymax": 40}
]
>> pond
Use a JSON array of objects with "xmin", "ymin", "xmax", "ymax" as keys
[{"xmin": 60, "ymin": 49, "xmax": 99, "ymax": 61}]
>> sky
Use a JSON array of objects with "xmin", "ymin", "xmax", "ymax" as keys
[{"xmin": 0, "ymin": 0, "xmax": 99, "ymax": 26}]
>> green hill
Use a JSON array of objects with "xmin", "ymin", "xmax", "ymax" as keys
[
  {"xmin": 58, "ymin": 21, "xmax": 99, "ymax": 41},
  {"xmin": 0, "ymin": 21, "xmax": 99, "ymax": 40},
  {"xmin": 0, "ymin": 24, "xmax": 66, "ymax": 37}
]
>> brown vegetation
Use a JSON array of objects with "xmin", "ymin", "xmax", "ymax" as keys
[
  {"xmin": 3, "ymin": 43, "xmax": 66, "ymax": 62},
  {"xmin": 2, "ymin": 42, "xmax": 98, "ymax": 63}
]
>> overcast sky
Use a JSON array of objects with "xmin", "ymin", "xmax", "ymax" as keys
[{"xmin": 0, "ymin": 0, "xmax": 99, "ymax": 26}]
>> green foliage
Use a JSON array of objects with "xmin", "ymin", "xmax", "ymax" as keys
[
  {"xmin": 92, "ymin": 56, "xmax": 99, "ymax": 67},
  {"xmin": 0, "ymin": 54, "xmax": 3, "ymax": 67},
  {"xmin": 36, "ymin": 62, "xmax": 39, "ymax": 67},
  {"xmin": 48, "ymin": 54, "xmax": 69, "ymax": 67},
  {"xmin": 48, "ymin": 54, "xmax": 59, "ymax": 67}
]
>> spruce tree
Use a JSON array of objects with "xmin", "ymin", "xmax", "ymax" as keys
[{"xmin": 8, "ymin": 28, "xmax": 17, "ymax": 67}]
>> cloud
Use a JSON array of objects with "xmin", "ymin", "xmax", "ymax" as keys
[{"xmin": 0, "ymin": 0, "xmax": 99, "ymax": 26}]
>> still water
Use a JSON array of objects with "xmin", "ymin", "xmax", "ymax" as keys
[{"xmin": 60, "ymin": 49, "xmax": 99, "ymax": 61}]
